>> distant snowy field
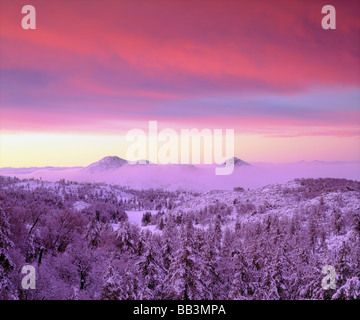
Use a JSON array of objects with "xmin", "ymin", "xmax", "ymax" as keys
[
  {"xmin": 1, "ymin": 160, "xmax": 359, "ymax": 192},
  {"xmin": 124, "ymin": 210, "xmax": 159, "ymax": 225}
]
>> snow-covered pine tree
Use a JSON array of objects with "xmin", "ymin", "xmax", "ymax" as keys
[
  {"xmin": 0, "ymin": 204, "xmax": 15, "ymax": 299},
  {"xmin": 136, "ymin": 239, "xmax": 164, "ymax": 299},
  {"xmin": 115, "ymin": 222, "xmax": 140, "ymax": 254},
  {"xmin": 335, "ymin": 241, "xmax": 354, "ymax": 288},
  {"xmin": 163, "ymin": 220, "xmax": 210, "ymax": 299},
  {"xmin": 203, "ymin": 223, "xmax": 222, "ymax": 299},
  {"xmin": 85, "ymin": 218, "xmax": 101, "ymax": 248},
  {"xmin": 161, "ymin": 237, "xmax": 174, "ymax": 271},
  {"xmin": 218, "ymin": 227, "xmax": 235, "ymax": 297},
  {"xmin": 101, "ymin": 264, "xmax": 123, "ymax": 300},
  {"xmin": 228, "ymin": 241, "xmax": 251, "ymax": 300},
  {"xmin": 332, "ymin": 276, "xmax": 360, "ymax": 300},
  {"xmin": 121, "ymin": 267, "xmax": 141, "ymax": 300}
]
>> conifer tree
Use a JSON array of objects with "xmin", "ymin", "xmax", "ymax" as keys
[
  {"xmin": 101, "ymin": 264, "xmax": 123, "ymax": 300},
  {"xmin": 0, "ymin": 204, "xmax": 15, "ymax": 299},
  {"xmin": 163, "ymin": 221, "xmax": 209, "ymax": 299}
]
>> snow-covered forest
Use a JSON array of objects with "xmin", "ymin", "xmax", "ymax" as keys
[{"xmin": 0, "ymin": 175, "xmax": 359, "ymax": 300}]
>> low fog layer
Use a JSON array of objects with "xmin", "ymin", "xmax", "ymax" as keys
[{"xmin": 1, "ymin": 160, "xmax": 359, "ymax": 191}]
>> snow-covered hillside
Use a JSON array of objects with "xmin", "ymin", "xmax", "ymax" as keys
[{"xmin": 1, "ymin": 175, "xmax": 359, "ymax": 300}]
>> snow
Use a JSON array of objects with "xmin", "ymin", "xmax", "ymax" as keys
[
  {"xmin": 2, "ymin": 167, "xmax": 359, "ymax": 300},
  {"xmin": 170, "ymin": 179, "xmax": 360, "ymax": 234},
  {"xmin": 111, "ymin": 223, "xmax": 120, "ymax": 232},
  {"xmin": 111, "ymin": 210, "xmax": 161, "ymax": 233},
  {"xmin": 84, "ymin": 156, "xmax": 128, "ymax": 172},
  {"xmin": 73, "ymin": 201, "xmax": 90, "ymax": 212},
  {"xmin": 126, "ymin": 210, "xmax": 158, "ymax": 225}
]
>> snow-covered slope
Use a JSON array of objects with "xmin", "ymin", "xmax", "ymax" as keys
[{"xmin": 170, "ymin": 178, "xmax": 360, "ymax": 236}]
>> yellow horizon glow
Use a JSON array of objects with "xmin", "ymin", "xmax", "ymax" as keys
[
  {"xmin": 0, "ymin": 132, "xmax": 359, "ymax": 167},
  {"xmin": 0, "ymin": 133, "xmax": 130, "ymax": 167}
]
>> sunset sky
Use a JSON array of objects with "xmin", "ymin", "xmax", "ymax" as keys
[{"xmin": 0, "ymin": 0, "xmax": 359, "ymax": 167}]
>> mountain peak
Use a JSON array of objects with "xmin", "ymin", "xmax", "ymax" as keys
[
  {"xmin": 85, "ymin": 156, "xmax": 127, "ymax": 172},
  {"xmin": 224, "ymin": 157, "xmax": 250, "ymax": 167}
]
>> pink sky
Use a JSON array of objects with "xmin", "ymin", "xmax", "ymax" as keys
[{"xmin": 0, "ymin": 0, "xmax": 359, "ymax": 166}]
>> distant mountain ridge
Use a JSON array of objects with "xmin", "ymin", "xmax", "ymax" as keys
[
  {"xmin": 1, "ymin": 157, "xmax": 359, "ymax": 192},
  {"xmin": 85, "ymin": 156, "xmax": 250, "ymax": 171}
]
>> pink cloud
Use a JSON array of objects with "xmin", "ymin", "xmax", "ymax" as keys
[{"xmin": 0, "ymin": 0, "xmax": 359, "ymax": 138}]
